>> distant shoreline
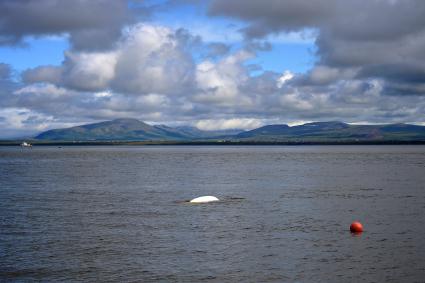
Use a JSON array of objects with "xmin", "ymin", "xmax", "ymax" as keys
[{"xmin": 1, "ymin": 140, "xmax": 425, "ymax": 146}]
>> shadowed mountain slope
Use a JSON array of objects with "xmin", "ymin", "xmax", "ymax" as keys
[
  {"xmin": 236, "ymin": 122, "xmax": 425, "ymax": 141},
  {"xmin": 35, "ymin": 118, "xmax": 192, "ymax": 141}
]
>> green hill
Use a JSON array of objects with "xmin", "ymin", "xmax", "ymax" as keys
[
  {"xmin": 35, "ymin": 118, "xmax": 192, "ymax": 141},
  {"xmin": 236, "ymin": 122, "xmax": 425, "ymax": 142}
]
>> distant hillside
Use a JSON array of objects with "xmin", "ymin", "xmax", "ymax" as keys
[
  {"xmin": 35, "ymin": 119, "xmax": 243, "ymax": 141},
  {"xmin": 35, "ymin": 118, "xmax": 193, "ymax": 141},
  {"xmin": 35, "ymin": 119, "xmax": 425, "ymax": 142},
  {"xmin": 236, "ymin": 121, "xmax": 425, "ymax": 141}
]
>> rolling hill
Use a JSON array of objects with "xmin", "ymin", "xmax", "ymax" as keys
[
  {"xmin": 35, "ymin": 118, "xmax": 193, "ymax": 141},
  {"xmin": 235, "ymin": 121, "xmax": 425, "ymax": 141},
  {"xmin": 35, "ymin": 118, "xmax": 243, "ymax": 141}
]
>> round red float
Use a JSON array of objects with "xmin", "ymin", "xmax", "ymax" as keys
[{"xmin": 350, "ymin": 221, "xmax": 364, "ymax": 233}]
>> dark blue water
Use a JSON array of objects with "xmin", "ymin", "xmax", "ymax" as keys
[{"xmin": 1, "ymin": 145, "xmax": 425, "ymax": 282}]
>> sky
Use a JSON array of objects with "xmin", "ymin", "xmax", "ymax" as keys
[{"xmin": 1, "ymin": 0, "xmax": 425, "ymax": 138}]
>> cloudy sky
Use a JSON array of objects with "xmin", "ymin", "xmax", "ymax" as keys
[{"xmin": 1, "ymin": 0, "xmax": 425, "ymax": 138}]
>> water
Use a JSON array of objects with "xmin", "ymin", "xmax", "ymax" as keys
[{"xmin": 1, "ymin": 145, "xmax": 425, "ymax": 282}]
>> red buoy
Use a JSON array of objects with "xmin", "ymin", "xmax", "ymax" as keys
[{"xmin": 350, "ymin": 221, "xmax": 364, "ymax": 233}]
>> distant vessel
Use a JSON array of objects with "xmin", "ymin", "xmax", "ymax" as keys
[{"xmin": 20, "ymin": 141, "xmax": 32, "ymax": 148}]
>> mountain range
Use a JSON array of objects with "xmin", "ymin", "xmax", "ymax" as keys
[{"xmin": 34, "ymin": 118, "xmax": 425, "ymax": 142}]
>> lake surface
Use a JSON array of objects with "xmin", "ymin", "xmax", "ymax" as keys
[{"xmin": 1, "ymin": 145, "xmax": 425, "ymax": 282}]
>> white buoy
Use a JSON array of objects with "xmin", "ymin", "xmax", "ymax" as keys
[{"xmin": 190, "ymin": 196, "xmax": 219, "ymax": 203}]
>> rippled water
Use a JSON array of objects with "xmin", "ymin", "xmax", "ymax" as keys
[{"xmin": 1, "ymin": 145, "xmax": 425, "ymax": 282}]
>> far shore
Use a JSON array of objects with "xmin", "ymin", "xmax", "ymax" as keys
[{"xmin": 1, "ymin": 140, "xmax": 425, "ymax": 146}]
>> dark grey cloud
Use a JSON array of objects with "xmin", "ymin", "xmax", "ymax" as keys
[
  {"xmin": 382, "ymin": 81, "xmax": 425, "ymax": 97},
  {"xmin": 0, "ymin": 63, "xmax": 19, "ymax": 105},
  {"xmin": 0, "ymin": 0, "xmax": 147, "ymax": 50},
  {"xmin": 0, "ymin": 63, "xmax": 12, "ymax": 79},
  {"xmin": 22, "ymin": 65, "xmax": 62, "ymax": 85},
  {"xmin": 209, "ymin": 0, "xmax": 332, "ymax": 38},
  {"xmin": 358, "ymin": 63, "xmax": 425, "ymax": 84},
  {"xmin": 209, "ymin": 0, "xmax": 425, "ymax": 40},
  {"xmin": 205, "ymin": 42, "xmax": 231, "ymax": 58}
]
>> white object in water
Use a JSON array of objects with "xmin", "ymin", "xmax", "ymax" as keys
[
  {"xmin": 20, "ymin": 141, "xmax": 32, "ymax": 147},
  {"xmin": 190, "ymin": 196, "xmax": 219, "ymax": 203}
]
